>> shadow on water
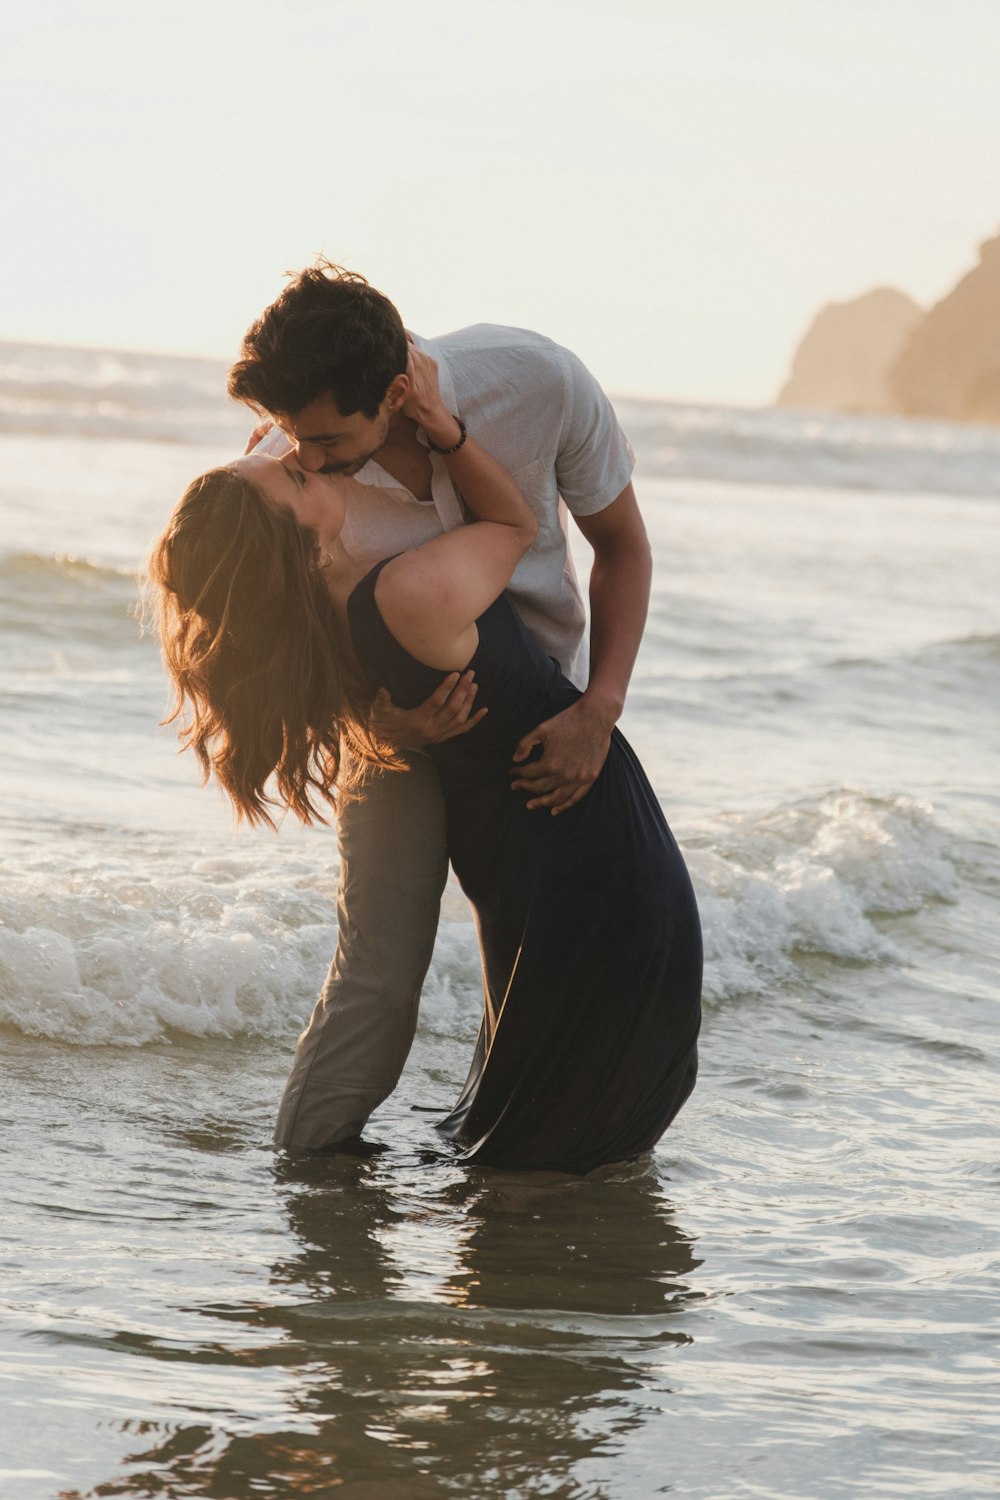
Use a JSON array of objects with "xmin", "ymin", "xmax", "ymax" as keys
[{"xmin": 65, "ymin": 1144, "xmax": 703, "ymax": 1499}]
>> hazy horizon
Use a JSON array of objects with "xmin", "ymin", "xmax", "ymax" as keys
[{"xmin": 0, "ymin": 330, "xmax": 785, "ymax": 411}]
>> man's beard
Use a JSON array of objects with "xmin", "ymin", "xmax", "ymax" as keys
[{"xmin": 319, "ymin": 415, "xmax": 390, "ymax": 476}]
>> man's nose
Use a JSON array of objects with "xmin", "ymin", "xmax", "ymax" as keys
[{"xmin": 295, "ymin": 443, "xmax": 326, "ymax": 472}]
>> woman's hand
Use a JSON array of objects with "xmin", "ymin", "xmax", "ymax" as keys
[
  {"xmin": 244, "ymin": 421, "xmax": 273, "ymax": 454},
  {"xmin": 243, "ymin": 422, "xmax": 293, "ymax": 458},
  {"xmin": 370, "ymin": 672, "xmax": 487, "ymax": 749},
  {"xmin": 402, "ymin": 344, "xmax": 461, "ymax": 450}
]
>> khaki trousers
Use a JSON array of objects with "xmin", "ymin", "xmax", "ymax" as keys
[{"xmin": 273, "ymin": 752, "xmax": 449, "ymax": 1151}]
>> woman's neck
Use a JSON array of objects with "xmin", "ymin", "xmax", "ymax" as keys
[{"xmin": 321, "ymin": 535, "xmax": 369, "ymax": 612}]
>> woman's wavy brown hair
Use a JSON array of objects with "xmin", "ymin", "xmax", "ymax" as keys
[{"xmin": 148, "ymin": 467, "xmax": 398, "ymax": 828}]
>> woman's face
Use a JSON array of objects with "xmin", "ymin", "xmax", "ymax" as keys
[{"xmin": 230, "ymin": 454, "xmax": 347, "ymax": 553}]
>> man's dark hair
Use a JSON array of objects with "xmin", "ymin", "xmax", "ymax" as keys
[{"xmin": 228, "ymin": 260, "xmax": 408, "ymax": 419}]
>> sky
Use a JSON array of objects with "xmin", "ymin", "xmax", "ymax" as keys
[{"xmin": 4, "ymin": 0, "xmax": 1000, "ymax": 404}]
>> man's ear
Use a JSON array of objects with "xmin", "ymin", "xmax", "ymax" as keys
[{"xmin": 384, "ymin": 372, "xmax": 409, "ymax": 414}]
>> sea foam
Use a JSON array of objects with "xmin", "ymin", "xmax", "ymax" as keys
[
  {"xmin": 0, "ymin": 791, "xmax": 959, "ymax": 1047},
  {"xmin": 693, "ymin": 790, "xmax": 958, "ymax": 1000}
]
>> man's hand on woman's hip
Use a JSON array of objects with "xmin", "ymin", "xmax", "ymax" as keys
[{"xmin": 508, "ymin": 696, "xmax": 616, "ymax": 815}]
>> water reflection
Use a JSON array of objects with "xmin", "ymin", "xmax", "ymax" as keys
[{"xmin": 70, "ymin": 1147, "xmax": 702, "ymax": 1499}]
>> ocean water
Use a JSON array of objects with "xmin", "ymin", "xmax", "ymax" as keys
[{"xmin": 1, "ymin": 341, "xmax": 998, "ymax": 1499}]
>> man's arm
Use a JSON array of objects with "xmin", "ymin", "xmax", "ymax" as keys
[{"xmin": 508, "ymin": 482, "xmax": 652, "ymax": 814}]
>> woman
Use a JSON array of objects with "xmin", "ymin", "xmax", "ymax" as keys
[{"xmin": 150, "ymin": 352, "xmax": 702, "ymax": 1173}]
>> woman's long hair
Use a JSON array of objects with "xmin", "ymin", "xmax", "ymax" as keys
[{"xmin": 147, "ymin": 467, "xmax": 397, "ymax": 827}]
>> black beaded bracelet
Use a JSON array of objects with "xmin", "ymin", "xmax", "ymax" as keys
[{"xmin": 426, "ymin": 416, "xmax": 467, "ymax": 455}]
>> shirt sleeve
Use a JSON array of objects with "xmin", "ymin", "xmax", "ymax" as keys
[{"xmin": 554, "ymin": 346, "xmax": 636, "ymax": 517}]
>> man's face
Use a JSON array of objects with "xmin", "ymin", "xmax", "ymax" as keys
[{"xmin": 277, "ymin": 392, "xmax": 392, "ymax": 478}]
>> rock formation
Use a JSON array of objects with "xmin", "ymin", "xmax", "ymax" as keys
[
  {"xmin": 778, "ymin": 288, "xmax": 923, "ymax": 414},
  {"xmin": 889, "ymin": 233, "xmax": 1000, "ymax": 423}
]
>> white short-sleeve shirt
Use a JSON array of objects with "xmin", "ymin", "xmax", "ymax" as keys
[{"xmin": 336, "ymin": 325, "xmax": 635, "ymax": 689}]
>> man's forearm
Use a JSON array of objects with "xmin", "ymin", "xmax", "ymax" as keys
[
  {"xmin": 508, "ymin": 484, "xmax": 652, "ymax": 814},
  {"xmin": 582, "ymin": 530, "xmax": 653, "ymax": 725}
]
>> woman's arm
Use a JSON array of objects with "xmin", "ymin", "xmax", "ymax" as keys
[{"xmin": 375, "ymin": 349, "xmax": 538, "ymax": 670}]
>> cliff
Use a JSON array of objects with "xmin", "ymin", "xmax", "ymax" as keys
[
  {"xmin": 889, "ymin": 233, "xmax": 1000, "ymax": 423},
  {"xmin": 778, "ymin": 288, "xmax": 923, "ymax": 414}
]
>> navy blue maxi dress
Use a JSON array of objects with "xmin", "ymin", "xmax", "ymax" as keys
[{"xmin": 348, "ymin": 560, "xmax": 702, "ymax": 1173}]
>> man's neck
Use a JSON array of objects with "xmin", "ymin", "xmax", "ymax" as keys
[
  {"xmin": 386, "ymin": 409, "xmax": 419, "ymax": 444},
  {"xmin": 373, "ymin": 411, "xmax": 434, "ymax": 503}
]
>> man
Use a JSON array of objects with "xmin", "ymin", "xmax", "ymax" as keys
[{"xmin": 229, "ymin": 261, "xmax": 652, "ymax": 1151}]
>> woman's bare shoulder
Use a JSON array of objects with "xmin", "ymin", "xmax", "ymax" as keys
[{"xmin": 373, "ymin": 545, "xmax": 478, "ymax": 670}]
